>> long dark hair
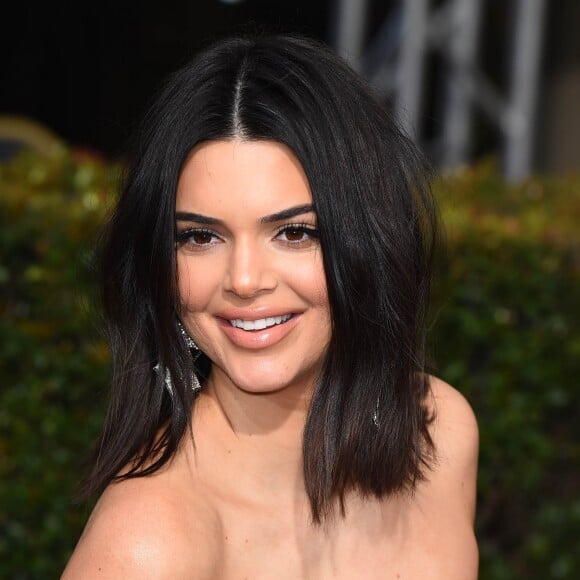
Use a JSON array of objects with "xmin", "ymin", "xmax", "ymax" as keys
[{"xmin": 81, "ymin": 34, "xmax": 438, "ymax": 522}]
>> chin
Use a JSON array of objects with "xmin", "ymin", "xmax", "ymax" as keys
[
  {"xmin": 232, "ymin": 369, "xmax": 303, "ymax": 395},
  {"xmin": 215, "ymin": 358, "xmax": 320, "ymax": 396},
  {"xmin": 232, "ymin": 379, "xmax": 292, "ymax": 395}
]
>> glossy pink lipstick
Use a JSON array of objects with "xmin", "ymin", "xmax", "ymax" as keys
[{"xmin": 216, "ymin": 311, "xmax": 302, "ymax": 350}]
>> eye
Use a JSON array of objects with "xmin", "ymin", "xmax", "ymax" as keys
[
  {"xmin": 275, "ymin": 224, "xmax": 319, "ymax": 247},
  {"xmin": 176, "ymin": 228, "xmax": 221, "ymax": 248}
]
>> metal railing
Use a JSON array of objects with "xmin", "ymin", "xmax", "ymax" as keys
[{"xmin": 332, "ymin": 0, "xmax": 547, "ymax": 181}]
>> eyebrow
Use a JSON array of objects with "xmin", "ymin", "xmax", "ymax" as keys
[{"xmin": 175, "ymin": 204, "xmax": 315, "ymax": 225}]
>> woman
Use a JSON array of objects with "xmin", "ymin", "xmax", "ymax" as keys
[{"xmin": 63, "ymin": 35, "xmax": 478, "ymax": 578}]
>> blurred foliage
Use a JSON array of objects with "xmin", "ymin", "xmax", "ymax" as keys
[
  {"xmin": 0, "ymin": 151, "xmax": 578, "ymax": 578},
  {"xmin": 432, "ymin": 162, "xmax": 580, "ymax": 579},
  {"xmin": 0, "ymin": 149, "xmax": 119, "ymax": 578}
]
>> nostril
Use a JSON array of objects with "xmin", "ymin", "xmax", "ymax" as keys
[{"xmin": 224, "ymin": 267, "xmax": 278, "ymax": 297}]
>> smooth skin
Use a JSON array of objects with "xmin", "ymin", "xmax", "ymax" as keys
[{"xmin": 63, "ymin": 140, "xmax": 479, "ymax": 579}]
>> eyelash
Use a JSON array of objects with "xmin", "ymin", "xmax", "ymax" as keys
[
  {"xmin": 175, "ymin": 223, "xmax": 319, "ymax": 249},
  {"xmin": 175, "ymin": 228, "xmax": 218, "ymax": 247},
  {"xmin": 274, "ymin": 223, "xmax": 319, "ymax": 246}
]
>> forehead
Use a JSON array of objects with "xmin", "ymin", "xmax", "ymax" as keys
[{"xmin": 176, "ymin": 140, "xmax": 313, "ymax": 214}]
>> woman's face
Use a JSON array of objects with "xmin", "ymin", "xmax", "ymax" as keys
[{"xmin": 175, "ymin": 140, "xmax": 331, "ymax": 394}]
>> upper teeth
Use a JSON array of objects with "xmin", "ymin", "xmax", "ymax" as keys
[{"xmin": 230, "ymin": 314, "xmax": 292, "ymax": 331}]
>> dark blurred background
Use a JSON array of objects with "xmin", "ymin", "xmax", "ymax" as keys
[
  {"xmin": 1, "ymin": 1, "xmax": 579, "ymax": 579},
  {"xmin": 0, "ymin": 1, "xmax": 330, "ymax": 156},
  {"xmin": 1, "ymin": 0, "xmax": 579, "ymax": 174}
]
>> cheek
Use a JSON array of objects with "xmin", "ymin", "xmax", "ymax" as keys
[
  {"xmin": 307, "ymin": 261, "xmax": 332, "ymax": 338},
  {"xmin": 177, "ymin": 256, "xmax": 217, "ymax": 312},
  {"xmin": 302, "ymin": 255, "xmax": 328, "ymax": 306},
  {"xmin": 291, "ymin": 258, "xmax": 330, "ymax": 313}
]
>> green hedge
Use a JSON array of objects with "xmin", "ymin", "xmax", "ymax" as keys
[
  {"xmin": 1, "ymin": 152, "xmax": 578, "ymax": 578},
  {"xmin": 432, "ymin": 165, "xmax": 580, "ymax": 579},
  {"xmin": 0, "ymin": 150, "xmax": 117, "ymax": 578}
]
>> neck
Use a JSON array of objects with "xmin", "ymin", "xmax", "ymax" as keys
[{"xmin": 191, "ymin": 369, "xmax": 313, "ymax": 508}]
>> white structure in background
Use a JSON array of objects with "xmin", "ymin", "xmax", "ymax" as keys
[{"xmin": 333, "ymin": 0, "xmax": 547, "ymax": 181}]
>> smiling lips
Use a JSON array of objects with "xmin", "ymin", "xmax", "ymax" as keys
[
  {"xmin": 218, "ymin": 312, "xmax": 300, "ymax": 349},
  {"xmin": 229, "ymin": 314, "xmax": 292, "ymax": 331}
]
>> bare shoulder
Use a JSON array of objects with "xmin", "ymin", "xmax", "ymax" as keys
[
  {"xmin": 408, "ymin": 376, "xmax": 479, "ymax": 578},
  {"xmin": 426, "ymin": 374, "xmax": 479, "ymax": 497},
  {"xmin": 62, "ymin": 474, "xmax": 223, "ymax": 579}
]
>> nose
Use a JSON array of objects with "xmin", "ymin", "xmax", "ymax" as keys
[{"xmin": 223, "ymin": 237, "xmax": 277, "ymax": 298}]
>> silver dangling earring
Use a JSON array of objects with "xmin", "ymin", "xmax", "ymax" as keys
[
  {"xmin": 372, "ymin": 396, "xmax": 380, "ymax": 428},
  {"xmin": 176, "ymin": 319, "xmax": 199, "ymax": 352},
  {"xmin": 153, "ymin": 321, "xmax": 203, "ymax": 394},
  {"xmin": 176, "ymin": 320, "xmax": 202, "ymax": 392},
  {"xmin": 154, "ymin": 362, "xmax": 175, "ymax": 395}
]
